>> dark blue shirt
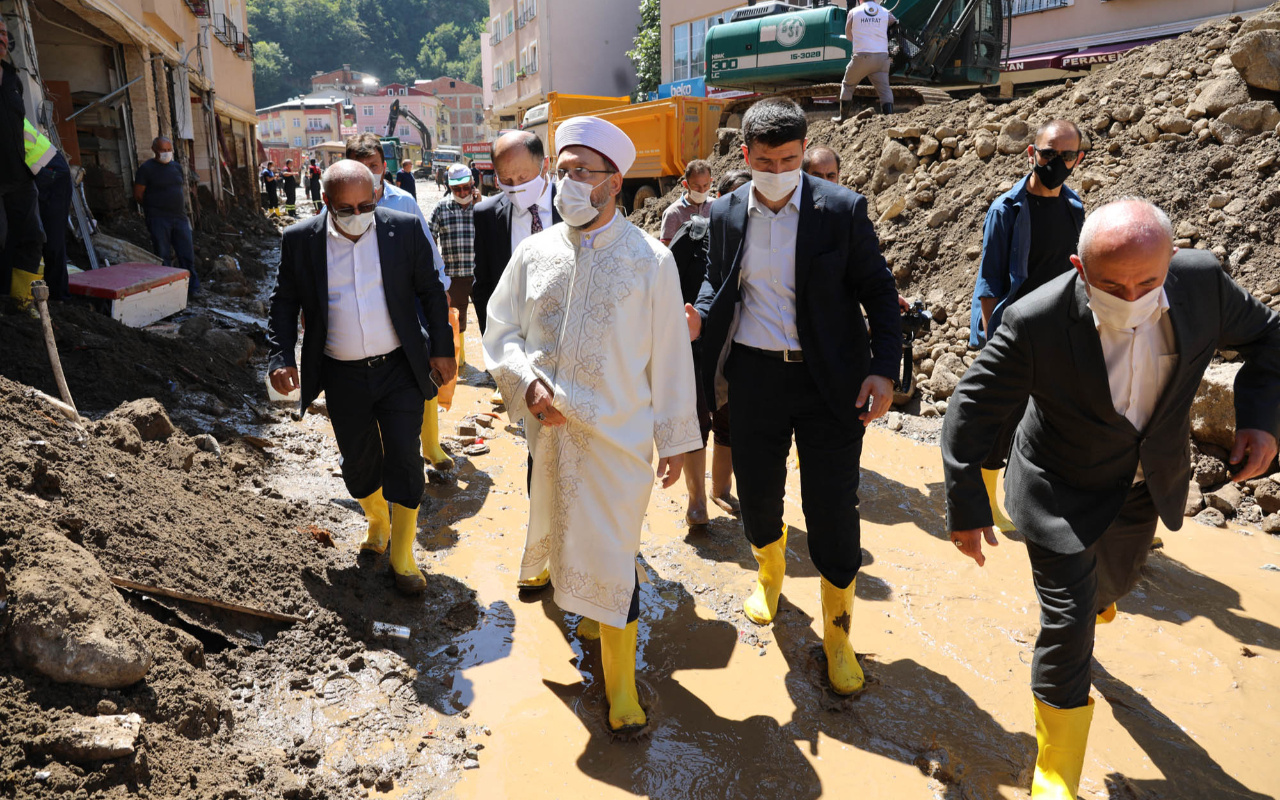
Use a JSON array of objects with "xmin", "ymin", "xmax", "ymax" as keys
[{"xmin": 134, "ymin": 159, "xmax": 187, "ymax": 219}]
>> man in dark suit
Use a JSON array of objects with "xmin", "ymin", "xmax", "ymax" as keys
[
  {"xmin": 472, "ymin": 130, "xmax": 560, "ymax": 335},
  {"xmin": 942, "ymin": 199, "xmax": 1280, "ymax": 799},
  {"xmin": 689, "ymin": 97, "xmax": 902, "ymax": 696},
  {"xmin": 267, "ymin": 160, "xmax": 456, "ymax": 594}
]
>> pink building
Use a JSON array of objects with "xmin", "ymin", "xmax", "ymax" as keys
[{"xmin": 350, "ymin": 84, "xmax": 449, "ymax": 148}]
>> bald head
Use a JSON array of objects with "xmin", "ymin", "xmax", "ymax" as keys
[
  {"xmin": 321, "ymin": 160, "xmax": 376, "ymax": 209},
  {"xmin": 493, "ymin": 131, "xmax": 547, "ymax": 187},
  {"xmin": 1071, "ymin": 199, "xmax": 1175, "ymax": 301}
]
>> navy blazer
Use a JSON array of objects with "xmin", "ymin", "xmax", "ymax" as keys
[
  {"xmin": 266, "ymin": 207, "xmax": 454, "ymax": 413},
  {"xmin": 693, "ymin": 174, "xmax": 902, "ymax": 428},
  {"xmin": 472, "ymin": 184, "xmax": 560, "ymax": 333}
]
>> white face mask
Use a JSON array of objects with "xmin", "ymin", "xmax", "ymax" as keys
[
  {"xmin": 331, "ymin": 208, "xmax": 375, "ymax": 238},
  {"xmin": 453, "ymin": 191, "xmax": 474, "ymax": 206},
  {"xmin": 751, "ymin": 168, "xmax": 802, "ymax": 202},
  {"xmin": 1082, "ymin": 269, "xmax": 1165, "ymax": 330},
  {"xmin": 554, "ymin": 175, "xmax": 610, "ymax": 229},
  {"xmin": 158, "ymin": 151, "xmax": 174, "ymax": 164},
  {"xmin": 371, "ymin": 173, "xmax": 383, "ymax": 193},
  {"xmin": 497, "ymin": 170, "xmax": 546, "ymax": 204},
  {"xmin": 688, "ymin": 189, "xmax": 710, "ymax": 204}
]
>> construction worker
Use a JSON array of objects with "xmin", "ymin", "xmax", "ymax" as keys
[
  {"xmin": 280, "ymin": 159, "xmax": 298, "ymax": 214},
  {"xmin": 344, "ymin": 132, "xmax": 456, "ymax": 472},
  {"xmin": 260, "ymin": 161, "xmax": 280, "ymax": 216},
  {"xmin": 25, "ymin": 119, "xmax": 73, "ymax": 301},
  {"xmin": 133, "ymin": 137, "xmax": 200, "ymax": 297},
  {"xmin": 306, "ymin": 158, "xmax": 323, "ymax": 209},
  {"xmin": 833, "ymin": 0, "xmax": 896, "ymax": 122},
  {"xmin": 1, "ymin": 19, "xmax": 43, "ymax": 295},
  {"xmin": 968, "ymin": 120, "xmax": 1086, "ymax": 535}
]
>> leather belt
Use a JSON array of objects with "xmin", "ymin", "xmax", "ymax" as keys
[
  {"xmin": 333, "ymin": 348, "xmax": 402, "ymax": 369},
  {"xmin": 736, "ymin": 343, "xmax": 804, "ymax": 363}
]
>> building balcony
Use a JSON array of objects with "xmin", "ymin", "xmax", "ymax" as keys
[
  {"xmin": 213, "ymin": 14, "xmax": 238, "ymax": 47},
  {"xmin": 234, "ymin": 34, "xmax": 253, "ymax": 60},
  {"xmin": 183, "ymin": 0, "xmax": 210, "ymax": 17},
  {"xmin": 1007, "ymin": 0, "xmax": 1070, "ymax": 15}
]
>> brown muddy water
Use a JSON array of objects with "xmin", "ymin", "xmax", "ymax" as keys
[{"xmin": 259, "ymin": 317, "xmax": 1280, "ymax": 800}]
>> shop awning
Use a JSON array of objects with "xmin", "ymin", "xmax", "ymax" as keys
[
  {"xmin": 1001, "ymin": 50, "xmax": 1076, "ymax": 73},
  {"xmin": 1057, "ymin": 37, "xmax": 1167, "ymax": 70}
]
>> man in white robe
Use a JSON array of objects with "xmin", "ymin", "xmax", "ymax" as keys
[{"xmin": 483, "ymin": 117, "xmax": 701, "ymax": 735}]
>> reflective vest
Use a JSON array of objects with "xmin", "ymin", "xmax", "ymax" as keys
[{"xmin": 24, "ymin": 118, "xmax": 55, "ymax": 174}]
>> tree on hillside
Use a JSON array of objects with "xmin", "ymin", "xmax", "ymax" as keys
[
  {"xmin": 251, "ymin": 41, "xmax": 294, "ymax": 106},
  {"xmin": 628, "ymin": 0, "xmax": 661, "ymax": 100}
]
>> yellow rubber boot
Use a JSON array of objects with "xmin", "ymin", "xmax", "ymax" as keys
[
  {"xmin": 743, "ymin": 524, "xmax": 787, "ymax": 625},
  {"xmin": 421, "ymin": 397, "xmax": 455, "ymax": 471},
  {"xmin": 1032, "ymin": 697, "xmax": 1094, "ymax": 799},
  {"xmin": 982, "ymin": 468, "xmax": 1017, "ymax": 534},
  {"xmin": 599, "ymin": 620, "xmax": 646, "ymax": 734},
  {"xmin": 355, "ymin": 488, "xmax": 391, "ymax": 554},
  {"xmin": 389, "ymin": 502, "xmax": 426, "ymax": 594},
  {"xmin": 1096, "ymin": 603, "xmax": 1116, "ymax": 625},
  {"xmin": 577, "ymin": 617, "xmax": 600, "ymax": 641},
  {"xmin": 517, "ymin": 567, "xmax": 550, "ymax": 591},
  {"xmin": 820, "ymin": 576, "xmax": 865, "ymax": 695},
  {"xmin": 457, "ymin": 337, "xmax": 466, "ymax": 371}
]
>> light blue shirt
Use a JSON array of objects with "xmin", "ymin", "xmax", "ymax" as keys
[
  {"xmin": 734, "ymin": 186, "xmax": 802, "ymax": 352},
  {"xmin": 379, "ymin": 181, "xmax": 451, "ymax": 291}
]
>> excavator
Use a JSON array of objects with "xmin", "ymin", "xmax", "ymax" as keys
[
  {"xmin": 704, "ymin": 0, "xmax": 1008, "ymax": 122},
  {"xmin": 383, "ymin": 99, "xmax": 435, "ymax": 174}
]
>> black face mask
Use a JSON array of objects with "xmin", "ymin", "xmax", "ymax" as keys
[{"xmin": 1033, "ymin": 155, "xmax": 1073, "ymax": 191}]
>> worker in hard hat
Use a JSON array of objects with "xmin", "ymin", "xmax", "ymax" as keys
[{"xmin": 833, "ymin": 0, "xmax": 897, "ymax": 122}]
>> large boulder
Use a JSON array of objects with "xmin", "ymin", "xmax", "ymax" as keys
[
  {"xmin": 104, "ymin": 398, "xmax": 174, "ymax": 442},
  {"xmin": 8, "ymin": 529, "xmax": 153, "ymax": 688},
  {"xmin": 1211, "ymin": 101, "xmax": 1280, "ymax": 145},
  {"xmin": 1191, "ymin": 362, "xmax": 1240, "ymax": 451},
  {"xmin": 1188, "ymin": 73, "xmax": 1251, "ymax": 117},
  {"xmin": 1229, "ymin": 30, "xmax": 1280, "ymax": 91},
  {"xmin": 38, "ymin": 713, "xmax": 143, "ymax": 762},
  {"xmin": 997, "ymin": 118, "xmax": 1033, "ymax": 155},
  {"xmin": 926, "ymin": 366, "xmax": 961, "ymax": 401},
  {"xmin": 1254, "ymin": 479, "xmax": 1280, "ymax": 514},
  {"xmin": 871, "ymin": 140, "xmax": 918, "ymax": 193}
]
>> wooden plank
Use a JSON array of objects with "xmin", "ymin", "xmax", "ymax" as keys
[{"xmin": 109, "ymin": 577, "xmax": 305, "ymax": 624}]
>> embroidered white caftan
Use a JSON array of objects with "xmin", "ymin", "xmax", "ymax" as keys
[{"xmin": 482, "ymin": 214, "xmax": 702, "ymax": 628}]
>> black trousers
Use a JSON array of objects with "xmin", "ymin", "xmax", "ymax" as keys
[
  {"xmin": 1028, "ymin": 482, "xmax": 1158, "ymax": 709},
  {"xmin": 726, "ymin": 346, "xmax": 866, "ymax": 589},
  {"xmin": 321, "ymin": 350, "xmax": 426, "ymax": 508},
  {"xmin": 982, "ymin": 398, "xmax": 1028, "ymax": 471},
  {"xmin": 307, "ymin": 181, "xmax": 321, "ymax": 205},
  {"xmin": 35, "ymin": 154, "xmax": 73, "ymax": 301},
  {"xmin": 0, "ymin": 179, "xmax": 44, "ymax": 292},
  {"xmin": 283, "ymin": 184, "xmax": 297, "ymax": 208}
]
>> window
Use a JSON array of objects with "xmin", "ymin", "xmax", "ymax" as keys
[
  {"xmin": 309, "ymin": 136, "xmax": 323, "ymax": 146},
  {"xmin": 519, "ymin": 47, "xmax": 528, "ymax": 74},
  {"xmin": 399, "ymin": 126, "xmax": 410, "ymax": 137},
  {"xmin": 691, "ymin": 19, "xmax": 706, "ymax": 79},
  {"xmin": 506, "ymin": 59, "xmax": 515, "ymax": 86},
  {"xmin": 1008, "ymin": 0, "xmax": 1071, "ymax": 15},
  {"xmin": 362, "ymin": 106, "xmax": 373, "ymax": 117},
  {"xmin": 293, "ymin": 136, "xmax": 302, "ymax": 146},
  {"xmin": 494, "ymin": 66, "xmax": 503, "ymax": 89},
  {"xmin": 292, "ymin": 117, "xmax": 300, "ymax": 127},
  {"xmin": 505, "ymin": 10, "xmax": 514, "ymax": 36},
  {"xmin": 364, "ymin": 126, "xmax": 375, "ymax": 133},
  {"xmin": 673, "ymin": 24, "xmax": 690, "ymax": 81},
  {"xmin": 528, "ymin": 42, "xmax": 538, "ymax": 74},
  {"xmin": 307, "ymin": 117, "xmax": 326, "ymax": 130}
]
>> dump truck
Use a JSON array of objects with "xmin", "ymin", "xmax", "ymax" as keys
[
  {"xmin": 520, "ymin": 92, "xmax": 631, "ymax": 155},
  {"xmin": 553, "ymin": 95, "xmax": 726, "ymax": 212},
  {"xmin": 705, "ymin": 0, "xmax": 1008, "ymax": 120}
]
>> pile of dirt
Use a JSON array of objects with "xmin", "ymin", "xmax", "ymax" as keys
[
  {"xmin": 0, "ymin": 377, "xmax": 480, "ymax": 798},
  {"xmin": 0, "ymin": 302, "xmax": 264, "ymax": 421}
]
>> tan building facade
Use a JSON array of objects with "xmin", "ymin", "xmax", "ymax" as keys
[
  {"xmin": 4, "ymin": 0, "xmax": 259, "ymax": 219},
  {"xmin": 481, "ymin": 0, "xmax": 640, "ymax": 128},
  {"xmin": 415, "ymin": 76, "xmax": 487, "ymax": 145}
]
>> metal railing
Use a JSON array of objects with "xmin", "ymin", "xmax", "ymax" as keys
[
  {"xmin": 515, "ymin": 12, "xmax": 526, "ymax": 29},
  {"xmin": 183, "ymin": 0, "xmax": 210, "ymax": 17},
  {"xmin": 213, "ymin": 14, "xmax": 237, "ymax": 46},
  {"xmin": 235, "ymin": 33, "xmax": 253, "ymax": 60},
  {"xmin": 1005, "ymin": 0, "xmax": 1070, "ymax": 16}
]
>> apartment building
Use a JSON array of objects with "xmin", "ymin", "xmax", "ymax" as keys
[
  {"xmin": 256, "ymin": 96, "xmax": 347, "ymax": 166},
  {"xmin": 350, "ymin": 85, "xmax": 449, "ymax": 148},
  {"xmin": 416, "ymin": 76, "xmax": 488, "ymax": 145},
  {"xmin": 311, "ymin": 64, "xmax": 379, "ymax": 95},
  {"xmin": 4, "ymin": 0, "xmax": 259, "ymax": 218},
  {"xmin": 481, "ymin": 0, "xmax": 640, "ymax": 128}
]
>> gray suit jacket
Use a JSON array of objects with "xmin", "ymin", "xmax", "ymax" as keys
[{"xmin": 942, "ymin": 249, "xmax": 1280, "ymax": 554}]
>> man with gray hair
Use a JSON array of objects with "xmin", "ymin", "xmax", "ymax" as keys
[
  {"xmin": 942, "ymin": 198, "xmax": 1280, "ymax": 799},
  {"xmin": 133, "ymin": 136, "xmax": 199, "ymax": 296},
  {"xmin": 267, "ymin": 160, "xmax": 455, "ymax": 595}
]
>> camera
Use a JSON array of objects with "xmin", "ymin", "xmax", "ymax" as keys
[{"xmin": 902, "ymin": 300, "xmax": 932, "ymax": 341}]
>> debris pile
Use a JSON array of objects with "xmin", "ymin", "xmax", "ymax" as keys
[{"xmin": 635, "ymin": 3, "xmax": 1280, "ymax": 530}]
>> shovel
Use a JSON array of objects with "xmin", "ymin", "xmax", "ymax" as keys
[{"xmin": 30, "ymin": 280, "xmax": 77, "ymax": 415}]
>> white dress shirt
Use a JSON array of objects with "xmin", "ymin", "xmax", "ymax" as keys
[
  {"xmin": 1093, "ymin": 289, "xmax": 1177, "ymax": 432},
  {"xmin": 324, "ymin": 213, "xmax": 402, "ymax": 361},
  {"xmin": 509, "ymin": 178, "xmax": 553, "ymax": 252},
  {"xmin": 579, "ymin": 210, "xmax": 617, "ymax": 250},
  {"xmin": 734, "ymin": 186, "xmax": 802, "ymax": 352}
]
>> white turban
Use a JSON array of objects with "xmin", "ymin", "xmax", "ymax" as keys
[{"xmin": 555, "ymin": 116, "xmax": 637, "ymax": 176}]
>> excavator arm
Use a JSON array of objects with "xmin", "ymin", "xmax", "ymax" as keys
[{"xmin": 386, "ymin": 101, "xmax": 434, "ymax": 153}]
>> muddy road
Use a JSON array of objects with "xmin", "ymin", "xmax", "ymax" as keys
[{"xmin": 252, "ymin": 303, "xmax": 1280, "ymax": 799}]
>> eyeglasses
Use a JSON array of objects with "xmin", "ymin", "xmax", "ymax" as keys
[
  {"xmin": 555, "ymin": 167, "xmax": 615, "ymax": 183},
  {"xmin": 1035, "ymin": 147, "xmax": 1081, "ymax": 164},
  {"xmin": 450, "ymin": 184, "xmax": 473, "ymax": 193},
  {"xmin": 330, "ymin": 202, "xmax": 377, "ymax": 218}
]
